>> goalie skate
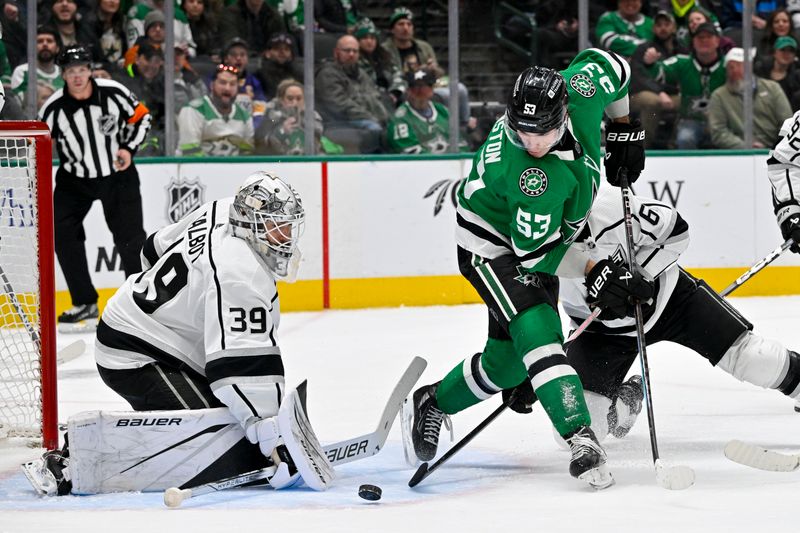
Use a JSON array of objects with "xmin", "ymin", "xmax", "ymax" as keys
[{"xmin": 21, "ymin": 449, "xmax": 72, "ymax": 496}]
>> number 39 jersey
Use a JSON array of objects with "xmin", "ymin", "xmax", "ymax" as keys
[
  {"xmin": 456, "ymin": 48, "xmax": 631, "ymax": 275},
  {"xmin": 96, "ymin": 198, "xmax": 285, "ymax": 423}
]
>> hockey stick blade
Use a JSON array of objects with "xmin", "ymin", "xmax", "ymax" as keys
[
  {"xmin": 407, "ymin": 462, "xmax": 429, "ymax": 488},
  {"xmin": 56, "ymin": 340, "xmax": 86, "ymax": 365},
  {"xmin": 724, "ymin": 440, "xmax": 800, "ymax": 472},
  {"xmin": 654, "ymin": 459, "xmax": 695, "ymax": 490}
]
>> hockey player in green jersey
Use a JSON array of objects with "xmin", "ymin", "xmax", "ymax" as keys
[{"xmin": 404, "ymin": 48, "xmax": 650, "ymax": 489}]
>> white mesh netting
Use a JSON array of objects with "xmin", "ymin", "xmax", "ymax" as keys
[{"xmin": 0, "ymin": 136, "xmax": 42, "ymax": 440}]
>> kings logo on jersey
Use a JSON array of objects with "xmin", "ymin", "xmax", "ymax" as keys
[
  {"xmin": 519, "ymin": 168, "xmax": 548, "ymax": 197},
  {"xmin": 166, "ymin": 177, "xmax": 205, "ymax": 223}
]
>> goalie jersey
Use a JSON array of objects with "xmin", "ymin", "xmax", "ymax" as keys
[
  {"xmin": 767, "ymin": 109, "xmax": 800, "ymax": 228},
  {"xmin": 96, "ymin": 197, "xmax": 284, "ymax": 424},
  {"xmin": 456, "ymin": 48, "xmax": 631, "ymax": 275},
  {"xmin": 560, "ymin": 186, "xmax": 690, "ymax": 336}
]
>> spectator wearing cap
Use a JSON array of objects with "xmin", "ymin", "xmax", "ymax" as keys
[
  {"xmin": 83, "ymin": 0, "xmax": 128, "ymax": 74},
  {"xmin": 255, "ymin": 78, "xmax": 325, "ymax": 155},
  {"xmin": 257, "ymin": 32, "xmax": 304, "ymax": 101},
  {"xmin": 387, "ymin": 69, "xmax": 467, "ymax": 154},
  {"xmin": 222, "ymin": 37, "xmax": 268, "ymax": 128},
  {"xmin": 10, "ymin": 25, "xmax": 63, "ymax": 113},
  {"xmin": 178, "ymin": 63, "xmax": 254, "ymax": 156},
  {"xmin": 656, "ymin": 21, "xmax": 727, "ymax": 148},
  {"xmin": 709, "ymin": 47, "xmax": 791, "ymax": 149},
  {"xmin": 382, "ymin": 6, "xmax": 473, "ymax": 128},
  {"xmin": 315, "ymin": 34, "xmax": 389, "ymax": 153},
  {"xmin": 757, "ymin": 35, "xmax": 800, "ymax": 109},
  {"xmin": 756, "ymin": 9, "xmax": 798, "ymax": 65},
  {"xmin": 220, "ymin": 0, "xmax": 286, "ymax": 54},
  {"xmin": 355, "ymin": 17, "xmax": 404, "ymax": 108},
  {"xmin": 126, "ymin": 0, "xmax": 197, "ymax": 57},
  {"xmin": 182, "ymin": 0, "xmax": 219, "ymax": 58},
  {"xmin": 595, "ymin": 0, "xmax": 654, "ymax": 58},
  {"xmin": 676, "ymin": 8, "xmax": 733, "ymax": 54},
  {"xmin": 315, "ymin": 0, "xmax": 359, "ymax": 34},
  {"xmin": 629, "ymin": 10, "xmax": 683, "ymax": 148},
  {"xmin": 124, "ymin": 10, "xmax": 167, "ymax": 70}
]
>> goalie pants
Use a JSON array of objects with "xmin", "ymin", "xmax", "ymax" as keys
[
  {"xmin": 435, "ymin": 248, "xmax": 590, "ymax": 436},
  {"xmin": 54, "ymin": 166, "xmax": 146, "ymax": 306},
  {"xmin": 566, "ymin": 268, "xmax": 752, "ymax": 398}
]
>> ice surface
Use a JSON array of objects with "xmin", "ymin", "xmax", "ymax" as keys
[{"xmin": 1, "ymin": 298, "xmax": 799, "ymax": 532}]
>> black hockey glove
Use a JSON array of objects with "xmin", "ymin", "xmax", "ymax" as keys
[
  {"xmin": 780, "ymin": 213, "xmax": 800, "ymax": 254},
  {"xmin": 604, "ymin": 119, "xmax": 645, "ymax": 187},
  {"xmin": 585, "ymin": 258, "xmax": 654, "ymax": 320},
  {"xmin": 501, "ymin": 379, "xmax": 537, "ymax": 414}
]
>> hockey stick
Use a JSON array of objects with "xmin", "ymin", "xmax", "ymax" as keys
[
  {"xmin": 566, "ymin": 308, "xmax": 602, "ymax": 342},
  {"xmin": 619, "ymin": 177, "xmax": 695, "ymax": 490},
  {"xmin": 720, "ymin": 238, "xmax": 794, "ymax": 297},
  {"xmin": 163, "ymin": 356, "xmax": 427, "ymax": 507},
  {"xmin": 407, "ymin": 391, "xmax": 516, "ymax": 488},
  {"xmin": 0, "ymin": 258, "xmax": 40, "ymax": 346},
  {"xmin": 56, "ymin": 339, "xmax": 86, "ymax": 365},
  {"xmin": 723, "ymin": 440, "xmax": 800, "ymax": 472}
]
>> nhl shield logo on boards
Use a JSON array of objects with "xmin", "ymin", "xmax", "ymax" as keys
[
  {"xmin": 519, "ymin": 168, "xmax": 548, "ymax": 197},
  {"xmin": 166, "ymin": 178, "xmax": 205, "ymax": 223},
  {"xmin": 569, "ymin": 74, "xmax": 596, "ymax": 98}
]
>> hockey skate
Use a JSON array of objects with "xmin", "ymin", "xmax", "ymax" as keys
[
  {"xmin": 608, "ymin": 375, "xmax": 644, "ymax": 438},
  {"xmin": 21, "ymin": 448, "xmax": 72, "ymax": 496},
  {"xmin": 564, "ymin": 426, "xmax": 614, "ymax": 490},
  {"xmin": 407, "ymin": 382, "xmax": 451, "ymax": 462},
  {"xmin": 57, "ymin": 303, "xmax": 98, "ymax": 334}
]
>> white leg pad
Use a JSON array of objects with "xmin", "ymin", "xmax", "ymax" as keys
[
  {"xmin": 552, "ymin": 391, "xmax": 612, "ymax": 449},
  {"xmin": 717, "ymin": 332, "xmax": 792, "ymax": 391}
]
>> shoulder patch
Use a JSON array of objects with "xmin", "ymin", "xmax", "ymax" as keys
[
  {"xmin": 519, "ymin": 168, "xmax": 548, "ymax": 197},
  {"xmin": 569, "ymin": 74, "xmax": 596, "ymax": 98}
]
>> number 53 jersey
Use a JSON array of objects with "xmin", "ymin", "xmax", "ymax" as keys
[
  {"xmin": 456, "ymin": 48, "xmax": 631, "ymax": 276},
  {"xmin": 96, "ymin": 197, "xmax": 284, "ymax": 391}
]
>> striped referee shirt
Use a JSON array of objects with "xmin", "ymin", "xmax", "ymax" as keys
[{"xmin": 39, "ymin": 78, "xmax": 151, "ymax": 178}]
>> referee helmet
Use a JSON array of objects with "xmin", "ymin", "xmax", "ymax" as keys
[{"xmin": 57, "ymin": 45, "xmax": 92, "ymax": 69}]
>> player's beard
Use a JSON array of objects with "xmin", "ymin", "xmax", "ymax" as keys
[{"xmin": 38, "ymin": 50, "xmax": 55, "ymax": 63}]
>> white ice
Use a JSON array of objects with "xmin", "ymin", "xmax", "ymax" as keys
[{"xmin": 2, "ymin": 297, "xmax": 799, "ymax": 533}]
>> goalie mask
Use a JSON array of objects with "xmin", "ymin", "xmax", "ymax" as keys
[
  {"xmin": 504, "ymin": 66, "xmax": 568, "ymax": 157},
  {"xmin": 229, "ymin": 172, "xmax": 305, "ymax": 281}
]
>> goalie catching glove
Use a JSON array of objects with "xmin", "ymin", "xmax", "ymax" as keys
[
  {"xmin": 585, "ymin": 258, "xmax": 654, "ymax": 320},
  {"xmin": 604, "ymin": 120, "xmax": 645, "ymax": 187}
]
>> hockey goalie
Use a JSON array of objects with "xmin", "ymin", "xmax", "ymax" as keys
[{"xmin": 23, "ymin": 171, "xmax": 335, "ymax": 495}]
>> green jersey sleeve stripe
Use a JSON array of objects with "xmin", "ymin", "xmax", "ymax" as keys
[{"xmin": 590, "ymin": 48, "xmax": 630, "ymax": 89}]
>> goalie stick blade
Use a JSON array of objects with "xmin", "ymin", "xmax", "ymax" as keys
[
  {"xmin": 724, "ymin": 440, "xmax": 800, "ymax": 472},
  {"xmin": 654, "ymin": 459, "xmax": 695, "ymax": 490},
  {"xmin": 57, "ymin": 340, "xmax": 86, "ymax": 365},
  {"xmin": 408, "ymin": 462, "xmax": 429, "ymax": 488}
]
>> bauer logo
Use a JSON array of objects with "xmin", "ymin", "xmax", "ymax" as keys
[
  {"xmin": 115, "ymin": 417, "xmax": 182, "ymax": 427},
  {"xmin": 607, "ymin": 131, "xmax": 645, "ymax": 142},
  {"xmin": 569, "ymin": 74, "xmax": 596, "ymax": 98},
  {"xmin": 325, "ymin": 439, "xmax": 369, "ymax": 463},
  {"xmin": 167, "ymin": 177, "xmax": 205, "ymax": 223},
  {"xmin": 519, "ymin": 168, "xmax": 548, "ymax": 197}
]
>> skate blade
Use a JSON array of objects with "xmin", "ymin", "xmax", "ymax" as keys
[
  {"xmin": 400, "ymin": 397, "xmax": 421, "ymax": 467},
  {"xmin": 21, "ymin": 460, "xmax": 55, "ymax": 496},
  {"xmin": 578, "ymin": 463, "xmax": 615, "ymax": 490},
  {"xmin": 57, "ymin": 318, "xmax": 98, "ymax": 334}
]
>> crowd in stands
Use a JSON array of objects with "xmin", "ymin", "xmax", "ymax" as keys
[{"xmin": 1, "ymin": 0, "xmax": 799, "ymax": 154}]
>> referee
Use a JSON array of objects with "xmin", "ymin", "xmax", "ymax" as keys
[{"xmin": 40, "ymin": 45, "xmax": 152, "ymax": 332}]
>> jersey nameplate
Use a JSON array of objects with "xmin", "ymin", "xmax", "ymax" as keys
[
  {"xmin": 187, "ymin": 213, "xmax": 208, "ymax": 264},
  {"xmin": 569, "ymin": 74, "xmax": 596, "ymax": 98},
  {"xmin": 519, "ymin": 168, "xmax": 548, "ymax": 197}
]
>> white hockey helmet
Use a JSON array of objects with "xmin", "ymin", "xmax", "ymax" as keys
[{"xmin": 229, "ymin": 171, "xmax": 305, "ymax": 281}]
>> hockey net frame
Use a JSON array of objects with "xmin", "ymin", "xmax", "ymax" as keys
[{"xmin": 0, "ymin": 121, "xmax": 56, "ymax": 449}]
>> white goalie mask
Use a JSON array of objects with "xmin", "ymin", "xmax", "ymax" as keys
[{"xmin": 229, "ymin": 171, "xmax": 305, "ymax": 282}]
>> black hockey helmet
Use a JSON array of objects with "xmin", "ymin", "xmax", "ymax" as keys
[
  {"xmin": 57, "ymin": 45, "xmax": 91, "ymax": 69},
  {"xmin": 506, "ymin": 66, "xmax": 568, "ymax": 134}
]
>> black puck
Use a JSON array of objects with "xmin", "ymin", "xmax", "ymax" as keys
[{"xmin": 358, "ymin": 484, "xmax": 382, "ymax": 501}]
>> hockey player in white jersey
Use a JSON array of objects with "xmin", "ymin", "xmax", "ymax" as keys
[
  {"xmin": 23, "ymin": 171, "xmax": 335, "ymax": 495},
  {"xmin": 503, "ymin": 186, "xmax": 800, "ymax": 441},
  {"xmin": 768, "ymin": 109, "xmax": 800, "ymax": 254}
]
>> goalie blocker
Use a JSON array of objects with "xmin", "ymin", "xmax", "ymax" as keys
[{"xmin": 22, "ymin": 382, "xmax": 333, "ymax": 495}]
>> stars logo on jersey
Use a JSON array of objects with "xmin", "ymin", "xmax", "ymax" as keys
[
  {"xmin": 569, "ymin": 74, "xmax": 596, "ymax": 98},
  {"xmin": 519, "ymin": 168, "xmax": 548, "ymax": 197},
  {"xmin": 514, "ymin": 265, "xmax": 542, "ymax": 287}
]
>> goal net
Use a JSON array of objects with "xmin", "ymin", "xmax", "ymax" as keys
[{"xmin": 0, "ymin": 121, "xmax": 56, "ymax": 449}]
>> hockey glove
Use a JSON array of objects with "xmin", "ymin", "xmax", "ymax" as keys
[
  {"xmin": 585, "ymin": 258, "xmax": 654, "ymax": 320},
  {"xmin": 604, "ymin": 119, "xmax": 645, "ymax": 187},
  {"xmin": 780, "ymin": 213, "xmax": 800, "ymax": 254},
  {"xmin": 501, "ymin": 379, "xmax": 537, "ymax": 414},
  {"xmin": 244, "ymin": 416, "xmax": 281, "ymax": 458}
]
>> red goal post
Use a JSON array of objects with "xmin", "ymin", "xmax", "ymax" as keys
[{"xmin": 0, "ymin": 121, "xmax": 57, "ymax": 449}]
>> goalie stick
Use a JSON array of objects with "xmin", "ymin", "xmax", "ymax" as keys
[
  {"xmin": 163, "ymin": 356, "xmax": 427, "ymax": 507},
  {"xmin": 723, "ymin": 440, "xmax": 800, "ymax": 472},
  {"xmin": 720, "ymin": 238, "xmax": 793, "ymax": 297}
]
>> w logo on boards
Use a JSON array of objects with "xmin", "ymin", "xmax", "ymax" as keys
[
  {"xmin": 647, "ymin": 180, "xmax": 684, "ymax": 207},
  {"xmin": 166, "ymin": 178, "xmax": 205, "ymax": 223}
]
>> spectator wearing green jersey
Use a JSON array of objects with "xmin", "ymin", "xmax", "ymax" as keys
[
  {"xmin": 10, "ymin": 25, "xmax": 63, "ymax": 113},
  {"xmin": 595, "ymin": 0, "xmax": 654, "ymax": 58},
  {"xmin": 658, "ymin": 22, "xmax": 726, "ymax": 148},
  {"xmin": 709, "ymin": 47, "xmax": 791, "ymax": 149},
  {"xmin": 387, "ymin": 69, "xmax": 466, "ymax": 154}
]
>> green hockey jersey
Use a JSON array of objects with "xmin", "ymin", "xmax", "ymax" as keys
[
  {"xmin": 455, "ymin": 48, "xmax": 631, "ymax": 275},
  {"xmin": 387, "ymin": 101, "xmax": 467, "ymax": 154},
  {"xmin": 658, "ymin": 54, "xmax": 725, "ymax": 120},
  {"xmin": 595, "ymin": 10, "xmax": 654, "ymax": 57}
]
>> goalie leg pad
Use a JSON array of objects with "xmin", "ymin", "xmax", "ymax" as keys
[{"xmin": 717, "ymin": 332, "xmax": 800, "ymax": 397}]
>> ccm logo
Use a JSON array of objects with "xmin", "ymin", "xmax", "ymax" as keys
[
  {"xmin": 115, "ymin": 418, "xmax": 182, "ymax": 427},
  {"xmin": 607, "ymin": 131, "xmax": 645, "ymax": 142},
  {"xmin": 587, "ymin": 265, "xmax": 613, "ymax": 298}
]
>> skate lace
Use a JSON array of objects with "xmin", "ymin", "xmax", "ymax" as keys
[
  {"xmin": 568, "ymin": 432, "xmax": 605, "ymax": 460},
  {"xmin": 423, "ymin": 405, "xmax": 453, "ymax": 446}
]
